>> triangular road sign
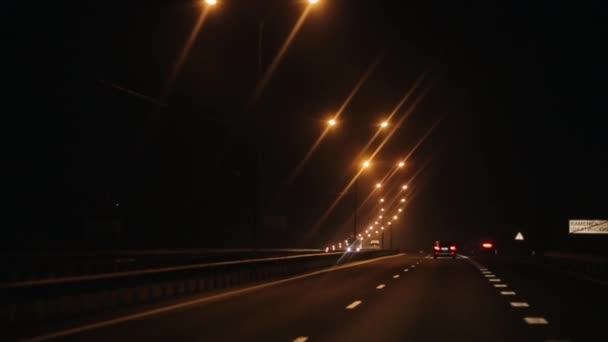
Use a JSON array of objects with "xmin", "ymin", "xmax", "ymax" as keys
[{"xmin": 515, "ymin": 232, "xmax": 524, "ymax": 241}]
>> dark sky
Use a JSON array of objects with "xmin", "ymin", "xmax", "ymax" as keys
[{"xmin": 5, "ymin": 0, "xmax": 607, "ymax": 251}]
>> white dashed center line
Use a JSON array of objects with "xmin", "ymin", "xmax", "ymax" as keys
[
  {"xmin": 500, "ymin": 291, "xmax": 516, "ymax": 295},
  {"xmin": 482, "ymin": 271, "xmax": 491, "ymax": 274},
  {"xmin": 411, "ymin": 265, "xmax": 416, "ymax": 268},
  {"xmin": 346, "ymin": 301, "xmax": 362, "ymax": 309},
  {"xmin": 293, "ymin": 337, "xmax": 309, "ymax": 342},
  {"xmin": 484, "ymin": 274, "xmax": 495, "ymax": 277},
  {"xmin": 494, "ymin": 284, "xmax": 507, "ymax": 288},
  {"xmin": 404, "ymin": 269, "xmax": 409, "ymax": 272},
  {"xmin": 393, "ymin": 274, "xmax": 400, "ymax": 279},
  {"xmin": 376, "ymin": 284, "xmax": 386, "ymax": 289},
  {"xmin": 524, "ymin": 317, "xmax": 548, "ymax": 325},
  {"xmin": 510, "ymin": 302, "xmax": 530, "ymax": 307},
  {"xmin": 489, "ymin": 278, "xmax": 501, "ymax": 282}
]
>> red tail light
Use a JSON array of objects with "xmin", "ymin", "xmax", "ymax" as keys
[
  {"xmin": 449, "ymin": 246, "xmax": 457, "ymax": 251},
  {"xmin": 433, "ymin": 246, "xmax": 440, "ymax": 251},
  {"xmin": 482, "ymin": 242, "xmax": 493, "ymax": 249}
]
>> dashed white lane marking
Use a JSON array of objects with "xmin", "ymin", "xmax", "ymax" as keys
[
  {"xmin": 376, "ymin": 284, "xmax": 386, "ymax": 289},
  {"xmin": 500, "ymin": 291, "xmax": 516, "ymax": 295},
  {"xmin": 293, "ymin": 337, "xmax": 309, "ymax": 342},
  {"xmin": 510, "ymin": 302, "xmax": 530, "ymax": 307},
  {"xmin": 489, "ymin": 278, "xmax": 501, "ymax": 282},
  {"xmin": 484, "ymin": 274, "xmax": 495, "ymax": 277},
  {"xmin": 524, "ymin": 317, "xmax": 548, "ymax": 325},
  {"xmin": 393, "ymin": 274, "xmax": 400, "ymax": 279},
  {"xmin": 494, "ymin": 284, "xmax": 508, "ymax": 288},
  {"xmin": 404, "ymin": 269, "xmax": 409, "ymax": 272},
  {"xmin": 482, "ymin": 271, "xmax": 491, "ymax": 274},
  {"xmin": 346, "ymin": 300, "xmax": 362, "ymax": 309},
  {"xmin": 411, "ymin": 265, "xmax": 416, "ymax": 268}
]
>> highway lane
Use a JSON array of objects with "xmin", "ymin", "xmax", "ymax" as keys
[
  {"xmin": 24, "ymin": 253, "xmax": 601, "ymax": 342},
  {"xmin": 477, "ymin": 255, "xmax": 608, "ymax": 341}
]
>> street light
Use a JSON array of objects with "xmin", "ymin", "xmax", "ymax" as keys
[
  {"xmin": 393, "ymin": 215, "xmax": 398, "ymax": 220},
  {"xmin": 398, "ymin": 208, "xmax": 403, "ymax": 212},
  {"xmin": 398, "ymin": 161, "xmax": 405, "ymax": 168},
  {"xmin": 381, "ymin": 208, "xmax": 384, "ymax": 211},
  {"xmin": 401, "ymin": 198, "xmax": 406, "ymax": 203},
  {"xmin": 380, "ymin": 121, "xmax": 389, "ymax": 129},
  {"xmin": 381, "ymin": 226, "xmax": 385, "ymax": 230},
  {"xmin": 376, "ymin": 183, "xmax": 382, "ymax": 189},
  {"xmin": 379, "ymin": 215, "xmax": 383, "ymax": 219},
  {"xmin": 328, "ymin": 118, "xmax": 337, "ymax": 127},
  {"xmin": 308, "ymin": 0, "xmax": 319, "ymax": 4},
  {"xmin": 362, "ymin": 160, "xmax": 371, "ymax": 169},
  {"xmin": 380, "ymin": 198, "xmax": 385, "ymax": 202},
  {"xmin": 402, "ymin": 184, "xmax": 408, "ymax": 190},
  {"xmin": 204, "ymin": 0, "xmax": 217, "ymax": 5}
]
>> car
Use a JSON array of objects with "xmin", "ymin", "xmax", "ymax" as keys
[
  {"xmin": 478, "ymin": 241, "xmax": 497, "ymax": 255},
  {"xmin": 433, "ymin": 240, "xmax": 457, "ymax": 259},
  {"xmin": 369, "ymin": 240, "xmax": 381, "ymax": 249}
]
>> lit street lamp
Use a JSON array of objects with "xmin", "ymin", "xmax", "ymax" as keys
[
  {"xmin": 308, "ymin": 0, "xmax": 319, "ymax": 4},
  {"xmin": 328, "ymin": 118, "xmax": 337, "ymax": 127},
  {"xmin": 402, "ymin": 184, "xmax": 408, "ymax": 190},
  {"xmin": 380, "ymin": 121, "xmax": 389, "ymax": 129},
  {"xmin": 398, "ymin": 161, "xmax": 405, "ymax": 168},
  {"xmin": 401, "ymin": 198, "xmax": 406, "ymax": 203},
  {"xmin": 376, "ymin": 183, "xmax": 382, "ymax": 189}
]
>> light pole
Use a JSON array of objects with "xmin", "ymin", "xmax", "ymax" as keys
[{"xmin": 354, "ymin": 160, "xmax": 370, "ymax": 240}]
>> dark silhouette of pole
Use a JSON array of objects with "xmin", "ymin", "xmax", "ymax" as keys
[{"xmin": 353, "ymin": 178, "xmax": 358, "ymax": 240}]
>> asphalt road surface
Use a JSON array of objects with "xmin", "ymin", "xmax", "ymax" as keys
[{"xmin": 24, "ymin": 253, "xmax": 608, "ymax": 342}]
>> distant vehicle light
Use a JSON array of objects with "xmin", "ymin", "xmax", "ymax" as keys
[
  {"xmin": 482, "ymin": 242, "xmax": 493, "ymax": 249},
  {"xmin": 356, "ymin": 247, "xmax": 361, "ymax": 252},
  {"xmin": 347, "ymin": 247, "xmax": 351, "ymax": 252},
  {"xmin": 449, "ymin": 246, "xmax": 457, "ymax": 251},
  {"xmin": 433, "ymin": 246, "xmax": 440, "ymax": 251}
]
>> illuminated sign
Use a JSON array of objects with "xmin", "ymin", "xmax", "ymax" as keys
[{"xmin": 569, "ymin": 220, "xmax": 608, "ymax": 234}]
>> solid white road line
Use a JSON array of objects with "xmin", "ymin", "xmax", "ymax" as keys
[
  {"xmin": 346, "ymin": 300, "xmax": 362, "ymax": 309},
  {"xmin": 510, "ymin": 302, "xmax": 530, "ymax": 307},
  {"xmin": 524, "ymin": 317, "xmax": 548, "ymax": 324},
  {"xmin": 293, "ymin": 337, "xmax": 309, "ymax": 342},
  {"xmin": 393, "ymin": 274, "xmax": 400, "ymax": 278},
  {"xmin": 494, "ymin": 284, "xmax": 507, "ymax": 288},
  {"xmin": 23, "ymin": 254, "xmax": 406, "ymax": 342},
  {"xmin": 500, "ymin": 291, "xmax": 516, "ymax": 295},
  {"xmin": 376, "ymin": 284, "xmax": 386, "ymax": 289}
]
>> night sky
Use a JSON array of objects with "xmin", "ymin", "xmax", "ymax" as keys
[{"xmin": 5, "ymin": 0, "xmax": 607, "ymax": 252}]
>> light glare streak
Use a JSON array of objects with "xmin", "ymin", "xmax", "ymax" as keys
[{"xmin": 161, "ymin": 7, "xmax": 211, "ymax": 102}]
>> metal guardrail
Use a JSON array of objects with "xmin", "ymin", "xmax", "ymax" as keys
[
  {"xmin": 1, "ymin": 249, "xmax": 397, "ymax": 327},
  {"xmin": 1, "ymin": 249, "xmax": 325, "ymax": 284}
]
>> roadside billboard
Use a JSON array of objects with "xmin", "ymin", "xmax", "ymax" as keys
[{"xmin": 569, "ymin": 220, "xmax": 608, "ymax": 234}]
